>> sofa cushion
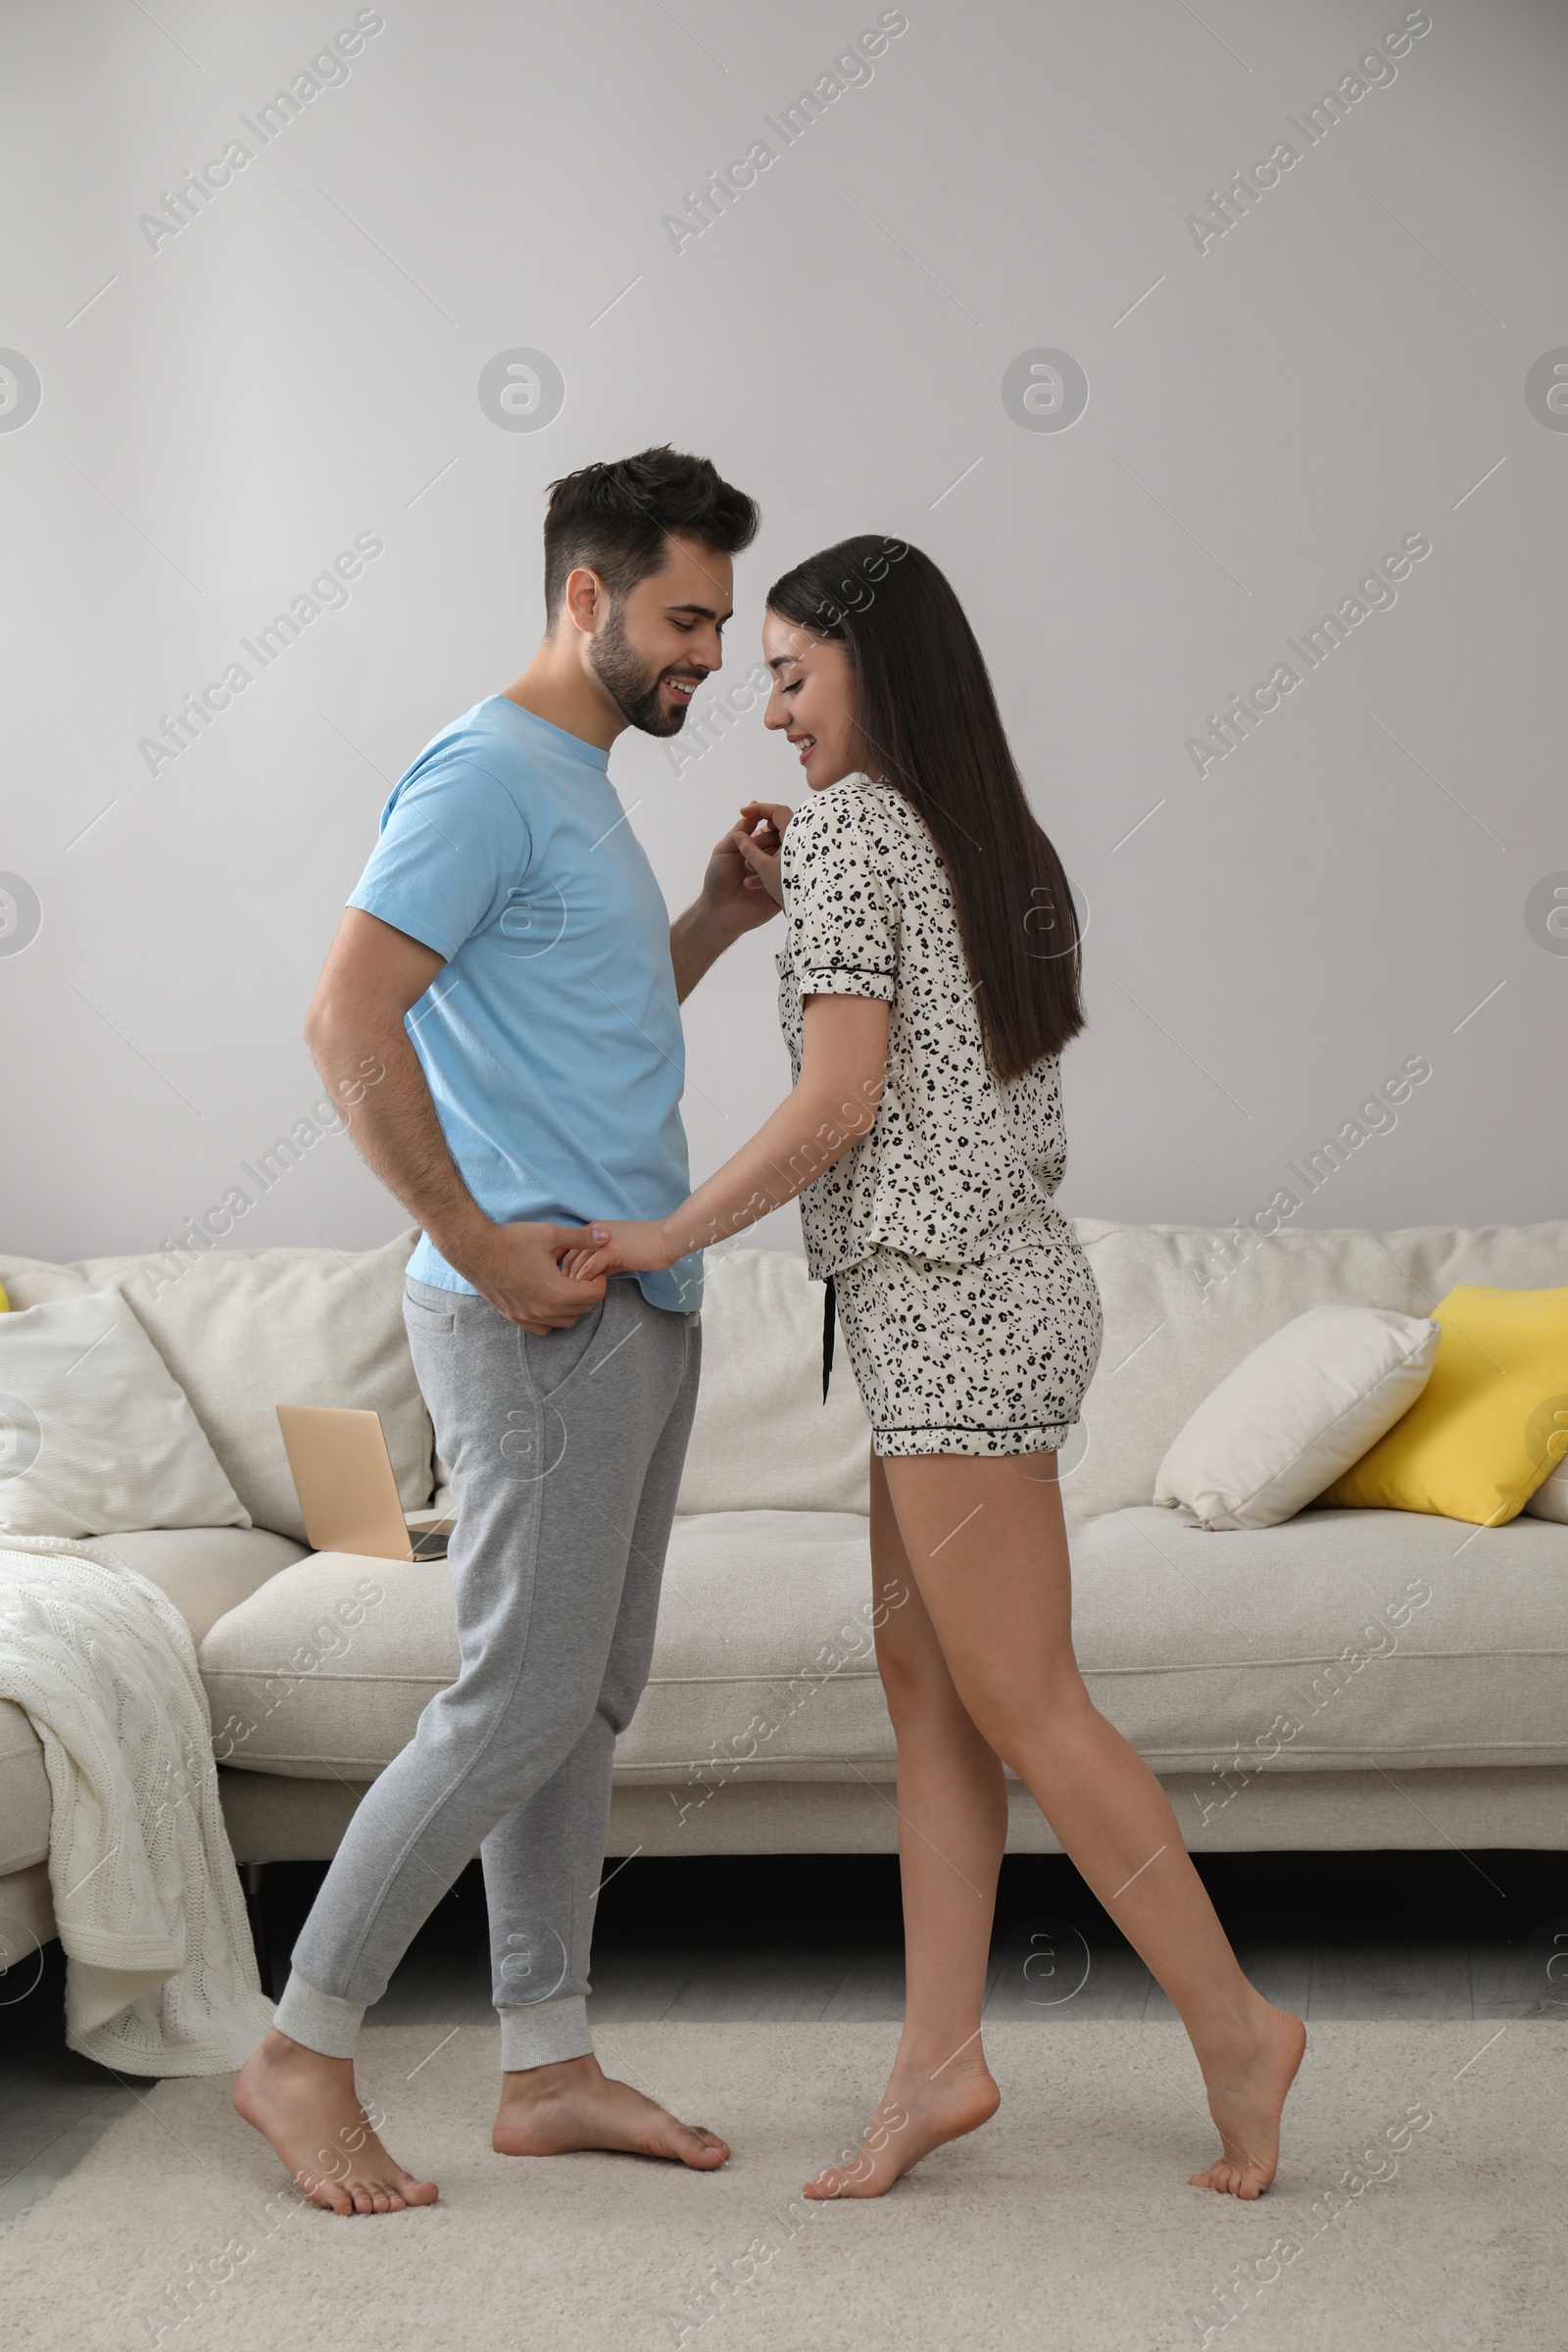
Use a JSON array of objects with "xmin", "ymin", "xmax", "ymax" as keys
[
  {"xmin": 0, "ymin": 1695, "xmax": 50, "ymax": 1873},
  {"xmin": 619, "ymin": 1510, "xmax": 892, "ymax": 1783},
  {"xmin": 95, "ymin": 1526, "xmax": 308, "ymax": 1645},
  {"xmin": 1071, "ymin": 1219, "xmax": 1568, "ymax": 1518},
  {"xmin": 1068, "ymin": 1502, "xmax": 1568, "ymax": 1772},
  {"xmin": 199, "ymin": 1551, "xmax": 457, "ymax": 1776},
  {"xmin": 199, "ymin": 1501, "xmax": 1568, "ymax": 1789},
  {"xmin": 77, "ymin": 1231, "xmax": 432, "ymax": 1542},
  {"xmin": 1529, "ymin": 1448, "xmax": 1568, "ymax": 1523},
  {"xmin": 198, "ymin": 1516, "xmax": 893, "ymax": 1782},
  {"xmin": 0, "ymin": 1255, "xmax": 94, "ymax": 1309},
  {"xmin": 677, "ymin": 1250, "xmax": 871, "ymax": 1517}
]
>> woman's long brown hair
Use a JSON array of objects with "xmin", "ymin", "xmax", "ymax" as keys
[{"xmin": 767, "ymin": 536, "xmax": 1086, "ymax": 1081}]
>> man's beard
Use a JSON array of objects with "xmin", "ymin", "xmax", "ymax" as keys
[{"xmin": 589, "ymin": 601, "xmax": 700, "ymax": 738}]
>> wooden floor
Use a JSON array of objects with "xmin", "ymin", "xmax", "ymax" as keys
[{"xmin": 4, "ymin": 1847, "xmax": 1565, "ymax": 2235}]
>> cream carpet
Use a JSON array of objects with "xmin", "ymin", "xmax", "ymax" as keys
[{"xmin": 3, "ymin": 2021, "xmax": 1563, "ymax": 2351}]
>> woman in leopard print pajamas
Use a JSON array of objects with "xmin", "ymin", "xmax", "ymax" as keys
[
  {"xmin": 570, "ymin": 537, "xmax": 1304, "ymax": 2212},
  {"xmin": 772, "ymin": 770, "xmax": 1104, "ymax": 1457}
]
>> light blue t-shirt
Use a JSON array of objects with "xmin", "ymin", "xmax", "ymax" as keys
[{"xmin": 347, "ymin": 696, "xmax": 702, "ymax": 1312}]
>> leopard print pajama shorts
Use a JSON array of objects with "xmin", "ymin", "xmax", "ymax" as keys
[{"xmin": 831, "ymin": 1211, "xmax": 1104, "ymax": 1457}]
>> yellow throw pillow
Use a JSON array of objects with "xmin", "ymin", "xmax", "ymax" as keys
[
  {"xmin": 0, "ymin": 1278, "xmax": 9, "ymax": 1311},
  {"xmin": 1320, "ymin": 1284, "xmax": 1568, "ymax": 1526}
]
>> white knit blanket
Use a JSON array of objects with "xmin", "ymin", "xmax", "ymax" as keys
[{"xmin": 0, "ymin": 1534, "xmax": 274, "ymax": 2076}]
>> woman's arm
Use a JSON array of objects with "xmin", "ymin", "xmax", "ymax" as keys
[{"xmin": 567, "ymin": 992, "xmax": 890, "ymax": 1277}]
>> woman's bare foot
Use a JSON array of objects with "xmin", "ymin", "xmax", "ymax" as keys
[
  {"xmin": 1190, "ymin": 2002, "xmax": 1307, "ymax": 2198},
  {"xmin": 233, "ymin": 2030, "xmax": 439, "ymax": 2216},
  {"xmin": 805, "ymin": 2049, "xmax": 1001, "ymax": 2199},
  {"xmin": 492, "ymin": 2052, "xmax": 729, "ymax": 2168}
]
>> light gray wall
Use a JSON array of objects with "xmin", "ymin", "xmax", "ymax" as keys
[{"xmin": 2, "ymin": 0, "xmax": 1563, "ymax": 1268}]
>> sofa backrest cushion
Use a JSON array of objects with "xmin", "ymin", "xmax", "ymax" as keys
[
  {"xmin": 677, "ymin": 1249, "xmax": 870, "ymax": 1516},
  {"xmin": 0, "ymin": 1255, "xmax": 98, "ymax": 1309},
  {"xmin": 1070, "ymin": 1218, "xmax": 1568, "ymax": 1519},
  {"xmin": 100, "ymin": 1525, "xmax": 309, "ymax": 1645},
  {"xmin": 1, "ymin": 1232, "xmax": 433, "ymax": 1542},
  {"xmin": 0, "ymin": 1291, "xmax": 252, "ymax": 1538},
  {"xmin": 107, "ymin": 1231, "xmax": 432, "ymax": 1542}
]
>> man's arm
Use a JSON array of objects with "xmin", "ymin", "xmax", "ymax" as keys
[
  {"xmin": 669, "ymin": 801, "xmax": 791, "ymax": 1002},
  {"xmin": 304, "ymin": 907, "xmax": 604, "ymax": 1333}
]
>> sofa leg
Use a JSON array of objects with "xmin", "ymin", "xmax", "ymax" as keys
[{"xmin": 242, "ymin": 1861, "xmax": 273, "ymax": 1999}]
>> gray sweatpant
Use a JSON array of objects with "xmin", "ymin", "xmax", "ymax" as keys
[{"xmin": 272, "ymin": 1272, "xmax": 700, "ymax": 2071}]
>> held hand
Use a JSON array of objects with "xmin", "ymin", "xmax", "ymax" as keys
[
  {"xmin": 457, "ymin": 1221, "xmax": 607, "ymax": 1334},
  {"xmin": 731, "ymin": 800, "xmax": 789, "ymax": 909},
  {"xmin": 560, "ymin": 1219, "xmax": 679, "ymax": 1285},
  {"xmin": 697, "ymin": 802, "xmax": 792, "ymax": 935}
]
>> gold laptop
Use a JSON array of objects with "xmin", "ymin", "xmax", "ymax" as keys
[{"xmin": 275, "ymin": 1404, "xmax": 454, "ymax": 1562}]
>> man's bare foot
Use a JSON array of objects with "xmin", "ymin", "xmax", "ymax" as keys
[
  {"xmin": 492, "ymin": 2052, "xmax": 729, "ymax": 2169},
  {"xmin": 1190, "ymin": 2002, "xmax": 1307, "ymax": 2198},
  {"xmin": 805, "ymin": 2048, "xmax": 1001, "ymax": 2199},
  {"xmin": 233, "ymin": 2030, "xmax": 439, "ymax": 2216}
]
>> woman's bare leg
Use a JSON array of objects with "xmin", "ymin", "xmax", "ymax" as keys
[
  {"xmin": 879, "ymin": 1450, "xmax": 1304, "ymax": 2198},
  {"xmin": 806, "ymin": 1452, "xmax": 1005, "ymax": 2198}
]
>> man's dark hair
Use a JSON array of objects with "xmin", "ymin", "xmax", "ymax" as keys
[{"xmin": 542, "ymin": 446, "xmax": 759, "ymax": 622}]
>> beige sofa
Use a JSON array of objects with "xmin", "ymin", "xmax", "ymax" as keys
[{"xmin": 3, "ymin": 1218, "xmax": 1566, "ymax": 1959}]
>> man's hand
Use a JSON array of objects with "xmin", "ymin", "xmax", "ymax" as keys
[
  {"xmin": 670, "ymin": 802, "xmax": 793, "ymax": 1002},
  {"xmin": 452, "ymin": 1220, "xmax": 608, "ymax": 1334},
  {"xmin": 727, "ymin": 801, "xmax": 787, "ymax": 909},
  {"xmin": 561, "ymin": 1220, "xmax": 679, "ymax": 1285},
  {"xmin": 698, "ymin": 801, "xmax": 792, "ymax": 937}
]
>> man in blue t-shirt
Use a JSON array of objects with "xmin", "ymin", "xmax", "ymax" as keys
[{"xmin": 236, "ymin": 449, "xmax": 786, "ymax": 2211}]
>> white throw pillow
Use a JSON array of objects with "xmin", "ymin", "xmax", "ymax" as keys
[
  {"xmin": 0, "ymin": 1292, "xmax": 250, "ymax": 1539},
  {"xmin": 1152, "ymin": 1303, "xmax": 1440, "ymax": 1531}
]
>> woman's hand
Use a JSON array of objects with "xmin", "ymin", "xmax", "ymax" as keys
[
  {"xmin": 729, "ymin": 800, "xmax": 790, "ymax": 908},
  {"xmin": 559, "ymin": 1219, "xmax": 679, "ymax": 1284},
  {"xmin": 694, "ymin": 801, "xmax": 792, "ymax": 937}
]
